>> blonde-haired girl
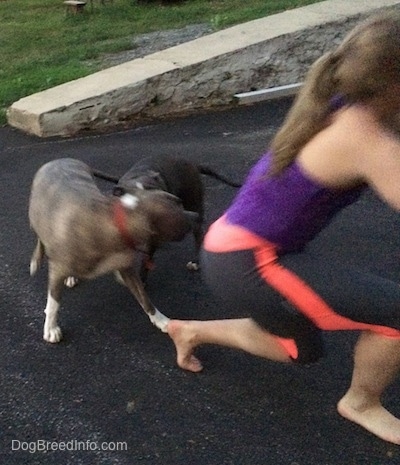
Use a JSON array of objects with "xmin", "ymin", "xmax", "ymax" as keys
[{"xmin": 168, "ymin": 11, "xmax": 400, "ymax": 444}]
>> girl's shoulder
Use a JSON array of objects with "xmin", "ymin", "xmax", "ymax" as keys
[
  {"xmin": 334, "ymin": 104, "xmax": 400, "ymax": 157},
  {"xmin": 332, "ymin": 105, "xmax": 380, "ymax": 140},
  {"xmin": 336, "ymin": 105, "xmax": 400, "ymax": 210},
  {"xmin": 296, "ymin": 105, "xmax": 385, "ymax": 189}
]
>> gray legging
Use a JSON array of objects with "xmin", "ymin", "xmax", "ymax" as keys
[{"xmin": 200, "ymin": 247, "xmax": 400, "ymax": 364}]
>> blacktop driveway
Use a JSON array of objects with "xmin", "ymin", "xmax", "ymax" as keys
[{"xmin": 1, "ymin": 98, "xmax": 400, "ymax": 464}]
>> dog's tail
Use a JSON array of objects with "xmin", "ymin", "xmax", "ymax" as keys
[
  {"xmin": 198, "ymin": 165, "xmax": 242, "ymax": 188},
  {"xmin": 92, "ymin": 169, "xmax": 120, "ymax": 184},
  {"xmin": 30, "ymin": 239, "xmax": 45, "ymax": 276}
]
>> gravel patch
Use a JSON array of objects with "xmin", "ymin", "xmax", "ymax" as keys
[{"xmin": 98, "ymin": 23, "xmax": 214, "ymax": 68}]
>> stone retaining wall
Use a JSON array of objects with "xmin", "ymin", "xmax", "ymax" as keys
[{"xmin": 7, "ymin": 2, "xmax": 400, "ymax": 137}]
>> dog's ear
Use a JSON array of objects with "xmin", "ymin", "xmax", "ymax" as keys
[
  {"xmin": 163, "ymin": 192, "xmax": 182, "ymax": 205},
  {"xmin": 149, "ymin": 171, "xmax": 168, "ymax": 190},
  {"xmin": 150, "ymin": 171, "xmax": 162, "ymax": 181},
  {"xmin": 113, "ymin": 186, "xmax": 126, "ymax": 197}
]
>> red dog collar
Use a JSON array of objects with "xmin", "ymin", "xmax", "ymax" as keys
[
  {"xmin": 112, "ymin": 200, "xmax": 155, "ymax": 270},
  {"xmin": 113, "ymin": 200, "xmax": 139, "ymax": 250}
]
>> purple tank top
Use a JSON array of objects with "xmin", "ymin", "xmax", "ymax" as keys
[{"xmin": 226, "ymin": 152, "xmax": 365, "ymax": 252}]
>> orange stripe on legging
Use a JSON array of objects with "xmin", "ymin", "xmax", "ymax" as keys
[
  {"xmin": 255, "ymin": 247, "xmax": 400, "ymax": 337},
  {"xmin": 205, "ymin": 215, "xmax": 400, "ymax": 339}
]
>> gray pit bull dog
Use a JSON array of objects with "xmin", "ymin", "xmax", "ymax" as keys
[
  {"xmin": 29, "ymin": 158, "xmax": 198, "ymax": 343},
  {"xmin": 93, "ymin": 155, "xmax": 241, "ymax": 275}
]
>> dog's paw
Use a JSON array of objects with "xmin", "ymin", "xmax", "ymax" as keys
[
  {"xmin": 186, "ymin": 261, "xmax": 199, "ymax": 271},
  {"xmin": 43, "ymin": 326, "xmax": 63, "ymax": 343},
  {"xmin": 149, "ymin": 309, "xmax": 170, "ymax": 333},
  {"xmin": 64, "ymin": 277, "xmax": 79, "ymax": 288}
]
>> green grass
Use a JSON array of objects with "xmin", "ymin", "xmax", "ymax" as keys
[{"xmin": 0, "ymin": 0, "xmax": 322, "ymax": 125}]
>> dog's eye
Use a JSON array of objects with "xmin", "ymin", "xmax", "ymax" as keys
[{"xmin": 113, "ymin": 186, "xmax": 125, "ymax": 197}]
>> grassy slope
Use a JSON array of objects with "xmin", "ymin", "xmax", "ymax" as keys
[{"xmin": 0, "ymin": 0, "xmax": 321, "ymax": 124}]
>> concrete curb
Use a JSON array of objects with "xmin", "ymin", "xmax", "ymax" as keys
[{"xmin": 6, "ymin": 0, "xmax": 400, "ymax": 137}]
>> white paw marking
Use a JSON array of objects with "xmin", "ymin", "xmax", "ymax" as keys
[
  {"xmin": 120, "ymin": 193, "xmax": 139, "ymax": 209},
  {"xmin": 64, "ymin": 276, "xmax": 79, "ymax": 288},
  {"xmin": 186, "ymin": 261, "xmax": 199, "ymax": 271},
  {"xmin": 149, "ymin": 309, "xmax": 170, "ymax": 333},
  {"xmin": 43, "ymin": 292, "xmax": 62, "ymax": 343},
  {"xmin": 43, "ymin": 326, "xmax": 63, "ymax": 343}
]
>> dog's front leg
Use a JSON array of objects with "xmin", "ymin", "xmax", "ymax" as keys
[
  {"xmin": 186, "ymin": 220, "xmax": 202, "ymax": 271},
  {"xmin": 43, "ymin": 264, "xmax": 65, "ymax": 343},
  {"xmin": 118, "ymin": 269, "xmax": 170, "ymax": 333}
]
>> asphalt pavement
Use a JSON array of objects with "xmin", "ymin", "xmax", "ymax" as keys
[{"xmin": 1, "ymin": 98, "xmax": 400, "ymax": 464}]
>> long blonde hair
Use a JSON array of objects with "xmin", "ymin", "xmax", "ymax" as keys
[{"xmin": 269, "ymin": 10, "xmax": 400, "ymax": 176}]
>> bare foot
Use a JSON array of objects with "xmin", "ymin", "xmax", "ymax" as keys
[
  {"xmin": 167, "ymin": 320, "xmax": 203, "ymax": 373},
  {"xmin": 337, "ymin": 395, "xmax": 400, "ymax": 444}
]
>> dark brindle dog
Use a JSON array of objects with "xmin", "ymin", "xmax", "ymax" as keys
[
  {"xmin": 29, "ymin": 158, "xmax": 198, "ymax": 343},
  {"xmin": 93, "ymin": 155, "xmax": 241, "ymax": 274}
]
